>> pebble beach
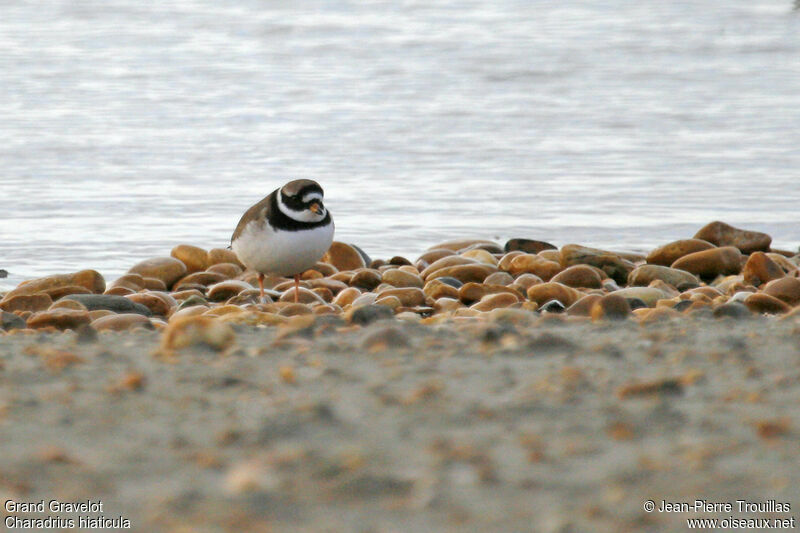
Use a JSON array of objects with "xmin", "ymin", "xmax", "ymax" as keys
[{"xmin": 1, "ymin": 220, "xmax": 800, "ymax": 531}]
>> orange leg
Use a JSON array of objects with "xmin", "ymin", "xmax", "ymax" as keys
[
  {"xmin": 294, "ymin": 274, "xmax": 300, "ymax": 303},
  {"xmin": 258, "ymin": 273, "xmax": 265, "ymax": 303}
]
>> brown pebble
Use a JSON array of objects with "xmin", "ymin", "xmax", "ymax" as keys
[
  {"xmin": 628, "ymin": 264, "xmax": 699, "ymax": 288},
  {"xmin": 590, "ymin": 294, "xmax": 631, "ymax": 321},
  {"xmin": 483, "ymin": 271, "xmax": 514, "ymax": 286},
  {"xmin": 381, "ymin": 268, "xmax": 424, "ymax": 288},
  {"xmin": 617, "ymin": 378, "xmax": 683, "ymax": 399},
  {"xmin": 0, "ymin": 293, "xmax": 53, "ymax": 313},
  {"xmin": 565, "ymin": 294, "xmax": 602, "ymax": 316},
  {"xmin": 426, "ymin": 264, "xmax": 496, "ymax": 284},
  {"xmin": 742, "ymin": 252, "xmax": 785, "ymax": 287},
  {"xmin": 171, "ymin": 244, "xmax": 208, "ymax": 274},
  {"xmin": 362, "ymin": 326, "xmax": 410, "ymax": 352},
  {"xmin": 91, "ymin": 313, "xmax": 154, "ymax": 331},
  {"xmin": 322, "ymin": 241, "xmax": 366, "ymax": 271},
  {"xmin": 526, "ymin": 282, "xmax": 582, "ymax": 307},
  {"xmin": 107, "ymin": 372, "xmax": 146, "ymax": 393},
  {"xmin": 49, "ymin": 299, "xmax": 88, "ymax": 312},
  {"xmin": 754, "ymin": 418, "xmax": 790, "ymax": 440},
  {"xmin": 1, "ymin": 270, "xmax": 105, "ymax": 303},
  {"xmin": 417, "ymin": 248, "xmax": 456, "ymax": 265},
  {"xmin": 104, "ymin": 286, "xmax": 136, "ymax": 296},
  {"xmin": 646, "ymin": 239, "xmax": 716, "ymax": 266},
  {"xmin": 126, "ymin": 291, "xmax": 177, "ymax": 317},
  {"xmin": 762, "ymin": 277, "xmax": 800, "ymax": 306},
  {"xmin": 460, "ymin": 248, "xmax": 498, "ymax": 266},
  {"xmin": 423, "ymin": 279, "xmax": 460, "ymax": 301},
  {"xmin": 671, "ymin": 246, "xmax": 742, "ymax": 279},
  {"xmin": 278, "ymin": 287, "xmax": 325, "ymax": 304},
  {"xmin": 206, "ymin": 280, "xmax": 253, "ymax": 302},
  {"xmin": 551, "ymin": 265, "xmax": 603, "ymax": 289},
  {"xmin": 27, "ymin": 309, "xmax": 91, "ymax": 331},
  {"xmin": 507, "ymin": 254, "xmax": 562, "ymax": 281},
  {"xmin": 428, "ymin": 238, "xmax": 500, "ymax": 252},
  {"xmin": 207, "ymin": 262, "xmax": 244, "ymax": 278},
  {"xmin": 207, "ymin": 248, "xmax": 243, "ymax": 268},
  {"xmin": 433, "ymin": 297, "xmax": 462, "ymax": 314},
  {"xmin": 376, "ymin": 287, "xmax": 426, "ymax": 307},
  {"xmin": 421, "ymin": 256, "xmax": 477, "ymax": 278},
  {"xmin": 332, "ymin": 287, "xmax": 361, "ymax": 307},
  {"xmin": 174, "ymin": 271, "xmax": 228, "ymax": 290},
  {"xmin": 471, "ymin": 292, "xmax": 519, "ymax": 312},
  {"xmin": 559, "ymin": 245, "xmax": 634, "ymax": 285},
  {"xmin": 744, "ymin": 293, "xmax": 790, "ymax": 315},
  {"xmin": 129, "ymin": 257, "xmax": 187, "ymax": 288},
  {"xmin": 159, "ymin": 315, "xmax": 235, "ymax": 354},
  {"xmin": 350, "ymin": 269, "xmax": 382, "ymax": 291},
  {"xmin": 107, "ymin": 273, "xmax": 145, "ymax": 292},
  {"xmin": 694, "ymin": 220, "xmax": 771, "ymax": 254},
  {"xmin": 278, "ymin": 303, "xmax": 313, "ymax": 317}
]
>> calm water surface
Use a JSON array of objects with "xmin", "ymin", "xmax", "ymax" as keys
[{"xmin": 2, "ymin": 1, "xmax": 799, "ymax": 288}]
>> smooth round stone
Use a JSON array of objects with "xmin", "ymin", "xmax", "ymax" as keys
[
  {"xmin": 744, "ymin": 293, "xmax": 790, "ymax": 314},
  {"xmin": 129, "ymin": 258, "xmax": 187, "ymax": 288},
  {"xmin": 507, "ymin": 254, "xmax": 562, "ymax": 281},
  {"xmin": 306, "ymin": 278, "xmax": 348, "ymax": 294},
  {"xmin": 49, "ymin": 299, "xmax": 88, "ymax": 312},
  {"xmin": 333, "ymin": 287, "xmax": 362, "ymax": 307},
  {"xmin": 207, "ymin": 263, "xmax": 244, "ymax": 278},
  {"xmin": 610, "ymin": 287, "xmax": 666, "ymax": 308},
  {"xmin": 174, "ymin": 271, "xmax": 228, "ymax": 289},
  {"xmin": 27, "ymin": 309, "xmax": 91, "ymax": 331},
  {"xmin": 434, "ymin": 276, "xmax": 463, "ymax": 289},
  {"xmin": 1, "ymin": 270, "xmax": 105, "ymax": 304},
  {"xmin": 762, "ymin": 277, "xmax": 800, "ymax": 306},
  {"xmin": 375, "ymin": 295, "xmax": 403, "ymax": 310},
  {"xmin": 170, "ymin": 305, "xmax": 209, "ymax": 320},
  {"xmin": 421, "ymin": 256, "xmax": 477, "ymax": 278},
  {"xmin": 277, "ymin": 303, "xmax": 313, "ymax": 317},
  {"xmin": 538, "ymin": 250, "xmax": 562, "ymax": 263},
  {"xmin": 483, "ymin": 271, "xmax": 514, "ymax": 286},
  {"xmin": 226, "ymin": 290, "xmax": 264, "ymax": 306},
  {"xmin": 713, "ymin": 301, "xmax": 752, "ymax": 319},
  {"xmin": 279, "ymin": 287, "xmax": 325, "ymax": 304},
  {"xmin": 91, "ymin": 313, "xmax": 154, "ymax": 331},
  {"xmin": 625, "ymin": 298, "xmax": 648, "ymax": 311},
  {"xmin": 694, "ymin": 221, "xmax": 771, "ymax": 254},
  {"xmin": 458, "ymin": 283, "xmax": 520, "ymax": 305},
  {"xmin": 312, "ymin": 287, "xmax": 334, "ymax": 303},
  {"xmin": 566, "ymin": 294, "xmax": 602, "ymax": 316},
  {"xmin": 381, "ymin": 269, "xmax": 424, "ymax": 289},
  {"xmin": 671, "ymin": 246, "xmax": 742, "ymax": 280},
  {"xmin": 742, "ymin": 252, "xmax": 785, "ymax": 287},
  {"xmin": 177, "ymin": 294, "xmax": 209, "ymax": 310},
  {"xmin": 105, "ymin": 286, "xmax": 135, "ymax": 297},
  {"xmin": 300, "ymin": 269, "xmax": 324, "ymax": 280},
  {"xmin": 560, "ymin": 245, "xmax": 635, "ymax": 285},
  {"xmin": 368, "ymin": 259, "xmax": 387, "ymax": 269},
  {"xmin": 0, "ymin": 293, "xmax": 52, "ymax": 313},
  {"xmin": 460, "ymin": 249, "xmax": 498, "ymax": 266},
  {"xmin": 47, "ymin": 286, "xmax": 94, "ymax": 300},
  {"xmin": 1, "ymin": 311, "xmax": 26, "ymax": 331},
  {"xmin": 160, "ymin": 315, "xmax": 235, "ymax": 353},
  {"xmin": 497, "ymin": 251, "xmax": 525, "ymax": 271},
  {"xmin": 348, "ymin": 304, "xmax": 394, "ymax": 325},
  {"xmin": 207, "ymin": 248, "xmax": 243, "ymax": 268},
  {"xmin": 648, "ymin": 279, "xmax": 680, "ymax": 298},
  {"xmin": 428, "ymin": 239, "xmax": 501, "ymax": 252},
  {"xmin": 61, "ymin": 294, "xmax": 152, "ymax": 316},
  {"xmin": 387, "ymin": 256, "xmax": 412, "ymax": 266},
  {"xmin": 540, "ymin": 299, "xmax": 566, "ymax": 314},
  {"xmin": 627, "ymin": 264, "xmax": 700, "ymax": 288},
  {"xmin": 767, "ymin": 253, "xmax": 799, "ymax": 273},
  {"xmin": 313, "ymin": 304, "xmax": 341, "ymax": 315},
  {"xmin": 127, "ymin": 292, "xmax": 177, "ymax": 317},
  {"xmin": 427, "ymin": 264, "xmax": 496, "ymax": 284},
  {"xmin": 471, "ymin": 292, "xmax": 519, "ymax": 312},
  {"xmin": 207, "ymin": 280, "xmax": 253, "ymax": 302},
  {"xmin": 108, "ymin": 273, "xmax": 146, "ymax": 292},
  {"xmin": 551, "ymin": 265, "xmax": 603, "ymax": 289},
  {"xmin": 512, "ymin": 274, "xmax": 543, "ymax": 291},
  {"xmin": 590, "ymin": 294, "xmax": 631, "ymax": 321},
  {"xmin": 423, "ymin": 279, "xmax": 459, "ymax": 300},
  {"xmin": 646, "ymin": 239, "xmax": 716, "ymax": 266},
  {"xmin": 375, "ymin": 287, "xmax": 425, "ymax": 307},
  {"xmin": 433, "ymin": 297, "xmax": 461, "ymax": 314},
  {"xmin": 88, "ymin": 309, "xmax": 114, "ymax": 321},
  {"xmin": 351, "ymin": 293, "xmax": 378, "ymax": 308},
  {"xmin": 503, "ymin": 238, "xmax": 557, "ymax": 254},
  {"xmin": 322, "ymin": 242, "xmax": 366, "ymax": 271},
  {"xmin": 170, "ymin": 244, "xmax": 208, "ymax": 274},
  {"xmin": 526, "ymin": 282, "xmax": 582, "ymax": 307},
  {"xmin": 417, "ymin": 249, "xmax": 455, "ymax": 265},
  {"xmin": 350, "ymin": 269, "xmax": 382, "ymax": 291}
]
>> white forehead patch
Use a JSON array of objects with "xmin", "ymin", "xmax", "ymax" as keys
[{"xmin": 302, "ymin": 192, "xmax": 323, "ymax": 204}]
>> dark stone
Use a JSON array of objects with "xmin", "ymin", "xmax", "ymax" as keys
[
  {"xmin": 1, "ymin": 311, "xmax": 26, "ymax": 331},
  {"xmin": 504, "ymin": 238, "xmax": 558, "ymax": 254},
  {"xmin": 676, "ymin": 281, "xmax": 701, "ymax": 292},
  {"xmin": 673, "ymin": 300, "xmax": 693, "ymax": 313},
  {"xmin": 435, "ymin": 276, "xmax": 463, "ymax": 289},
  {"xmin": 61, "ymin": 294, "xmax": 152, "ymax": 316},
  {"xmin": 388, "ymin": 256, "xmax": 412, "ymax": 266},
  {"xmin": 0, "ymin": 269, "xmax": 7, "ymax": 278},
  {"xmin": 461, "ymin": 242, "xmax": 504, "ymax": 254},
  {"xmin": 368, "ymin": 259, "xmax": 387, "ymax": 269},
  {"xmin": 349, "ymin": 304, "xmax": 394, "ymax": 326},
  {"xmin": 625, "ymin": 298, "xmax": 648, "ymax": 311},
  {"xmin": 713, "ymin": 302, "xmax": 752, "ymax": 320},
  {"xmin": 540, "ymin": 299, "xmax": 565, "ymax": 313}
]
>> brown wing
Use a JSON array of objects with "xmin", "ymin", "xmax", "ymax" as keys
[{"xmin": 231, "ymin": 191, "xmax": 274, "ymax": 244}]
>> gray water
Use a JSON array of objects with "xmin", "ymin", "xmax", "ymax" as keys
[{"xmin": 2, "ymin": 0, "xmax": 800, "ymax": 289}]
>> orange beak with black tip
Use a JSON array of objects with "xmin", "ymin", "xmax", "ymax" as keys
[{"xmin": 309, "ymin": 201, "xmax": 323, "ymax": 215}]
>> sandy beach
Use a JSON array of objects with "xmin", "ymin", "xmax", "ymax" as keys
[{"xmin": 1, "ymin": 315, "xmax": 799, "ymax": 532}]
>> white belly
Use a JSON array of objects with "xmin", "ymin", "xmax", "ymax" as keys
[{"xmin": 232, "ymin": 220, "xmax": 334, "ymax": 277}]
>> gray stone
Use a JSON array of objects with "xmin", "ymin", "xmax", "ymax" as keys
[{"xmin": 61, "ymin": 294, "xmax": 152, "ymax": 316}]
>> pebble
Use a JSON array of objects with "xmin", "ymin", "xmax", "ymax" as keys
[
  {"xmin": 206, "ymin": 280, "xmax": 253, "ymax": 302},
  {"xmin": 61, "ymin": 294, "xmax": 152, "ymax": 316},
  {"xmin": 460, "ymin": 249, "xmax": 498, "ymax": 266},
  {"xmin": 332, "ymin": 287, "xmax": 361, "ymax": 307},
  {"xmin": 322, "ymin": 242, "xmax": 366, "ymax": 271},
  {"xmin": 458, "ymin": 282, "xmax": 519, "ymax": 304},
  {"xmin": 423, "ymin": 279, "xmax": 460, "ymax": 300},
  {"xmin": 350, "ymin": 269, "xmax": 382, "ymax": 291},
  {"xmin": 429, "ymin": 238, "xmax": 501, "ymax": 252},
  {"xmin": 507, "ymin": 254, "xmax": 562, "ymax": 280},
  {"xmin": 426, "ymin": 264, "xmax": 496, "ymax": 284},
  {"xmin": 279, "ymin": 288, "xmax": 325, "ymax": 305},
  {"xmin": 91, "ymin": 313, "xmax": 154, "ymax": 331},
  {"xmin": 170, "ymin": 244, "xmax": 208, "ymax": 274},
  {"xmin": 0, "ymin": 293, "xmax": 53, "ymax": 313},
  {"xmin": 540, "ymin": 299, "xmax": 566, "ymax": 313},
  {"xmin": 348, "ymin": 304, "xmax": 394, "ymax": 325},
  {"xmin": 1, "ymin": 311, "xmax": 26, "ymax": 331},
  {"xmin": 128, "ymin": 258, "xmax": 187, "ymax": 288},
  {"xmin": 471, "ymin": 292, "xmax": 519, "ymax": 312},
  {"xmin": 646, "ymin": 239, "xmax": 716, "ymax": 266},
  {"xmin": 694, "ymin": 221, "xmax": 771, "ymax": 254},
  {"xmin": 361, "ymin": 326, "xmax": 410, "ymax": 352},
  {"xmin": 762, "ymin": 277, "xmax": 800, "ymax": 306},
  {"xmin": 713, "ymin": 301, "xmax": 752, "ymax": 319},
  {"xmin": 49, "ymin": 299, "xmax": 88, "ymax": 311},
  {"xmin": 566, "ymin": 294, "xmax": 602, "ymax": 316},
  {"xmin": 744, "ymin": 293, "xmax": 791, "ymax": 315},
  {"xmin": 741, "ymin": 252, "xmax": 785, "ymax": 287},
  {"xmin": 160, "ymin": 315, "xmax": 236, "ymax": 353},
  {"xmin": 375, "ymin": 287, "xmax": 426, "ymax": 307},
  {"xmin": 526, "ymin": 282, "xmax": 582, "ymax": 307},
  {"xmin": 590, "ymin": 294, "xmax": 631, "ymax": 321},
  {"xmin": 503, "ymin": 238, "xmax": 557, "ymax": 254},
  {"xmin": 627, "ymin": 264, "xmax": 699, "ymax": 289},
  {"xmin": 550, "ymin": 265, "xmax": 603, "ymax": 288},
  {"xmin": 433, "ymin": 297, "xmax": 461, "ymax": 314},
  {"xmin": 27, "ymin": 309, "xmax": 92, "ymax": 330},
  {"xmin": 381, "ymin": 269, "xmax": 424, "ymax": 288},
  {"xmin": 610, "ymin": 287, "xmax": 667, "ymax": 307},
  {"xmin": 671, "ymin": 246, "xmax": 742, "ymax": 280},
  {"xmin": 174, "ymin": 271, "xmax": 228, "ymax": 290},
  {"xmin": 1, "ymin": 270, "xmax": 105, "ymax": 303},
  {"xmin": 560, "ymin": 245, "xmax": 634, "ymax": 285},
  {"xmin": 421, "ymin": 256, "xmax": 477, "ymax": 278},
  {"xmin": 207, "ymin": 248, "xmax": 242, "ymax": 267},
  {"xmin": 207, "ymin": 263, "xmax": 243, "ymax": 278},
  {"xmin": 127, "ymin": 292, "xmax": 178, "ymax": 317},
  {"xmin": 483, "ymin": 271, "xmax": 514, "ymax": 286}
]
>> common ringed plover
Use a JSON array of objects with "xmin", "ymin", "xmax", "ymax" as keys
[{"xmin": 231, "ymin": 179, "xmax": 334, "ymax": 302}]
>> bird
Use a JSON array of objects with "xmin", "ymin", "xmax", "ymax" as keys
[{"xmin": 231, "ymin": 179, "xmax": 334, "ymax": 303}]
